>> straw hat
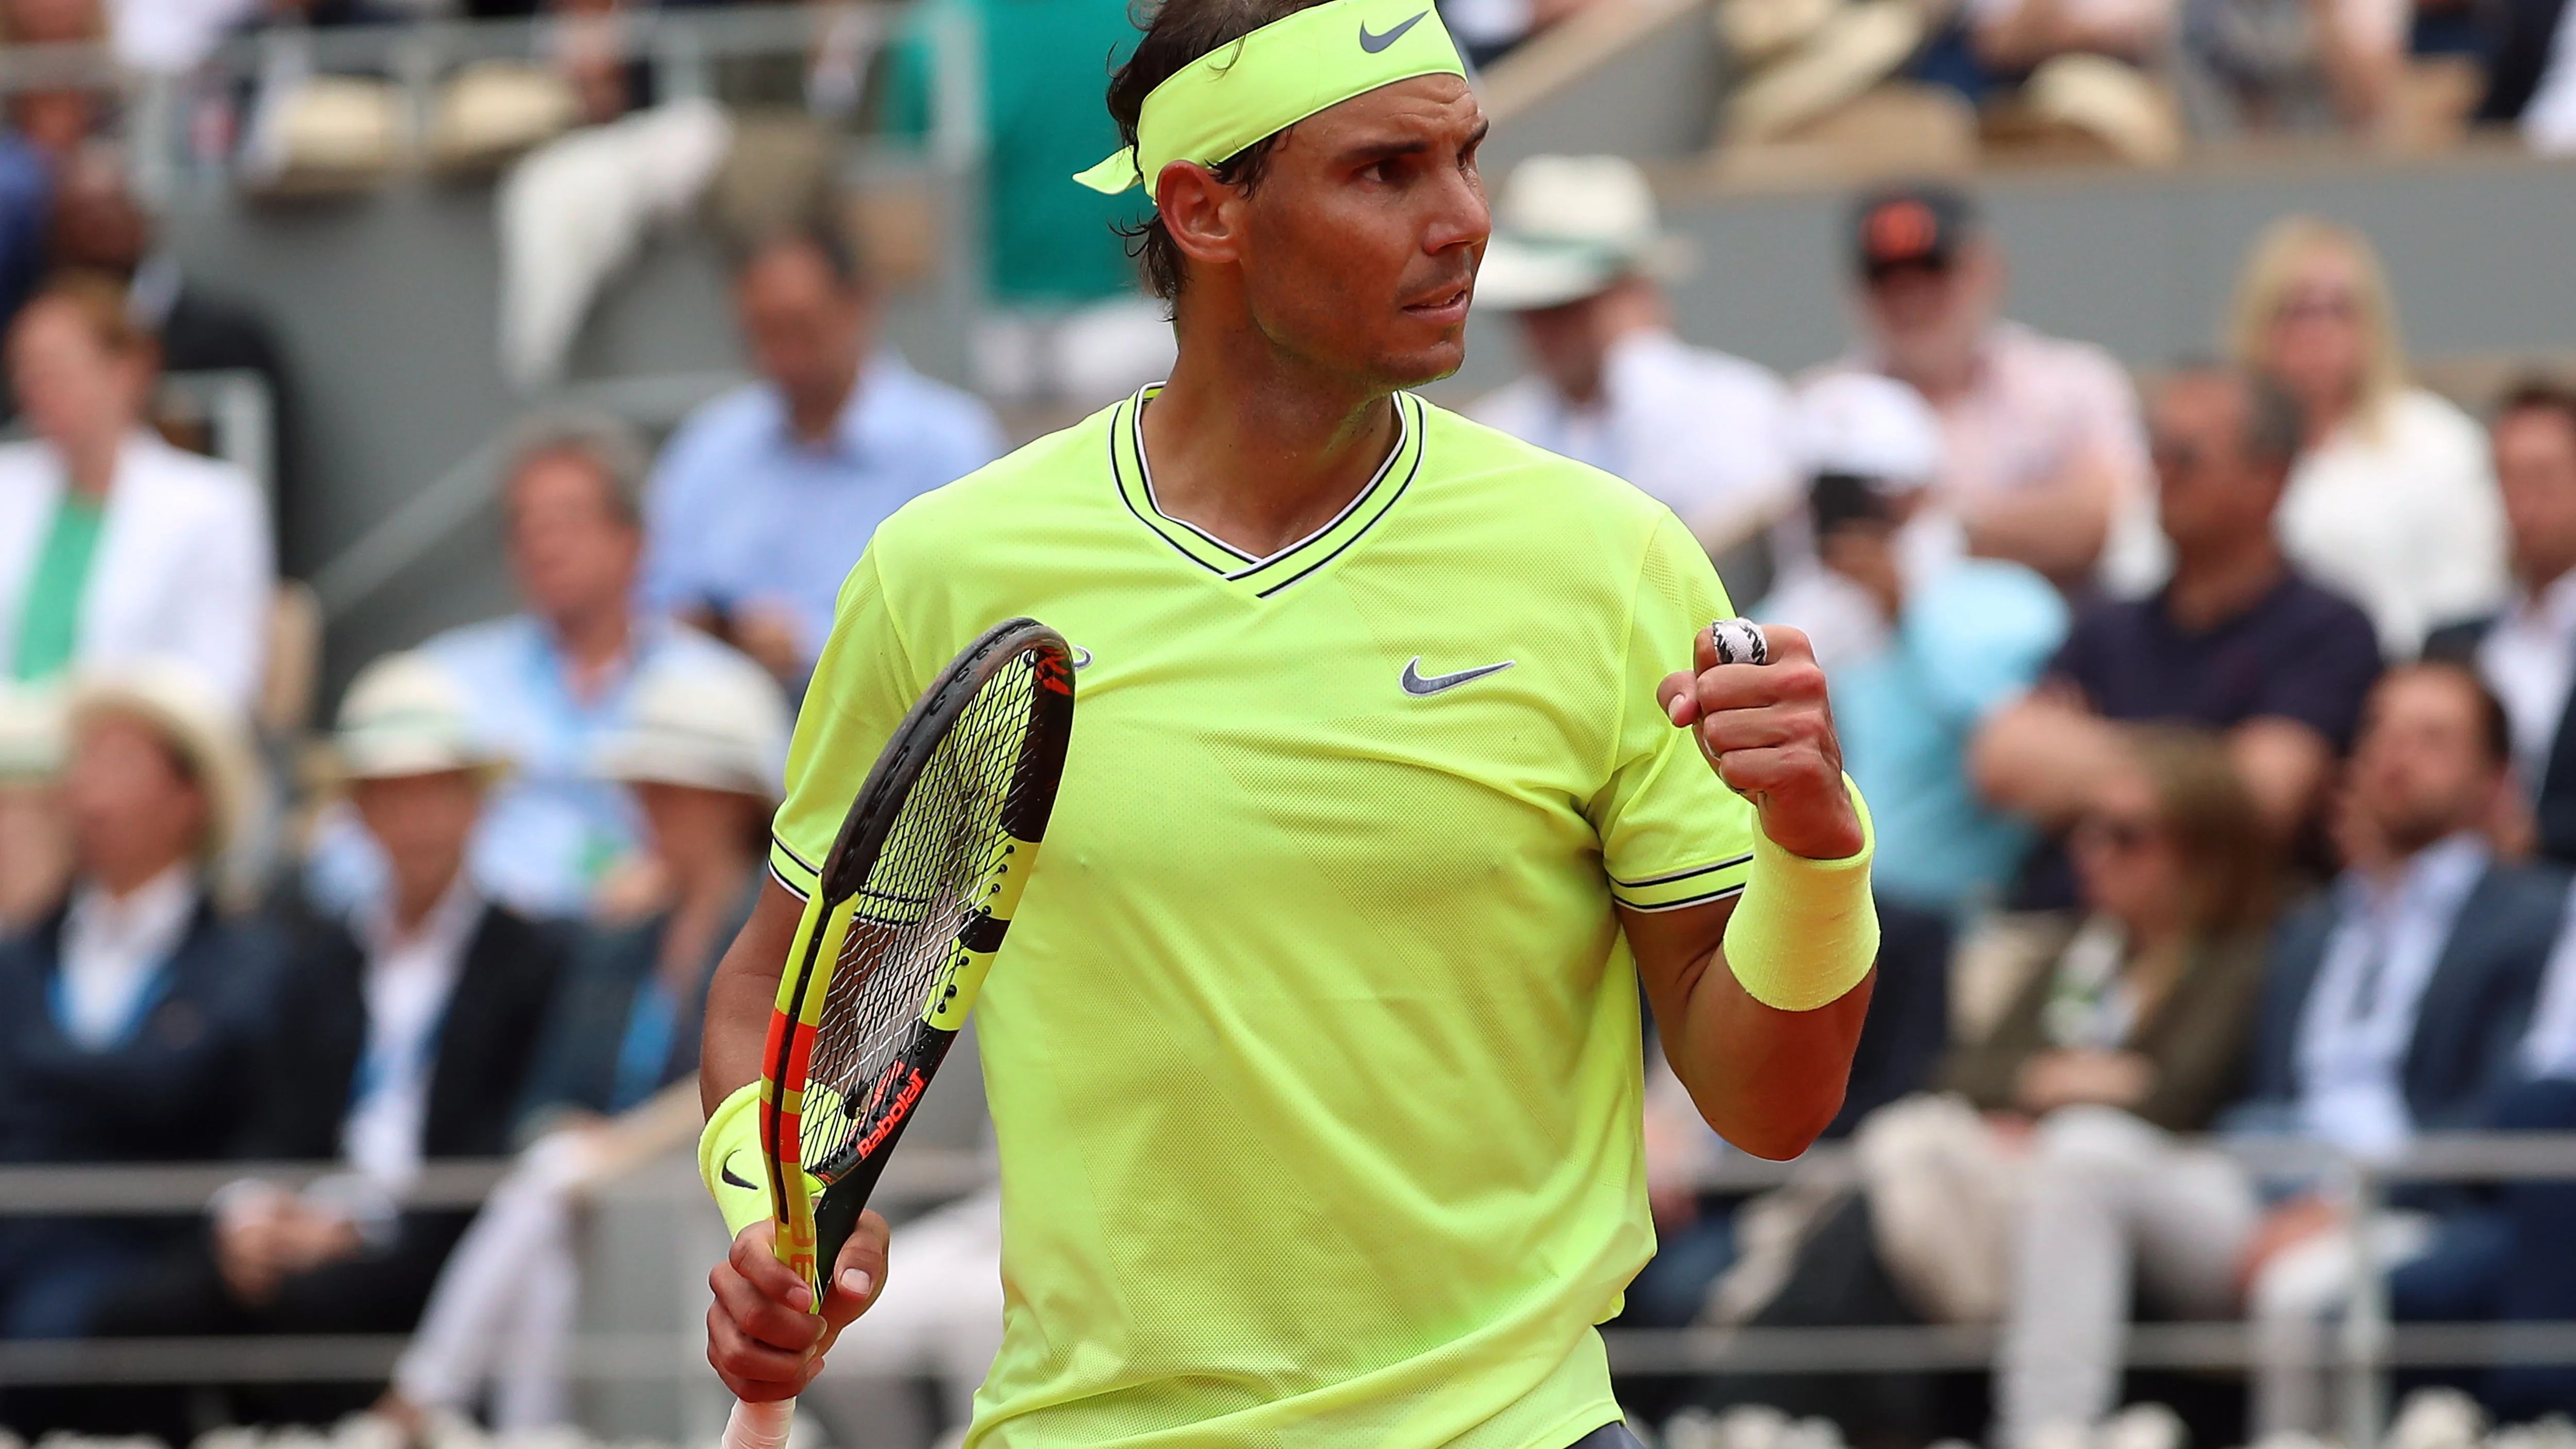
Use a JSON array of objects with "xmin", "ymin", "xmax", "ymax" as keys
[
  {"xmin": 592, "ymin": 648, "xmax": 790, "ymax": 803},
  {"xmin": 332, "ymin": 652, "xmax": 507, "ymax": 783},
  {"xmin": 0, "ymin": 681, "xmax": 65, "ymax": 784},
  {"xmin": 1725, "ymin": 1, "xmax": 1928, "ymax": 143},
  {"xmin": 2021, "ymin": 55, "xmax": 2183, "ymax": 167},
  {"xmin": 1474, "ymin": 155, "xmax": 1692, "ymax": 313},
  {"xmin": 1794, "ymin": 372, "xmax": 1945, "ymax": 489},
  {"xmin": 68, "ymin": 662, "xmax": 261, "ymax": 866}
]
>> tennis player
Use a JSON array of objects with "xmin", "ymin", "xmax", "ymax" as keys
[{"xmin": 695, "ymin": 2, "xmax": 1878, "ymax": 1445}]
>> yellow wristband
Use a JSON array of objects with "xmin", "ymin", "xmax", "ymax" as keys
[
  {"xmin": 1721, "ymin": 775, "xmax": 1879, "ymax": 1012},
  {"xmin": 698, "ymin": 1079, "xmax": 775, "ymax": 1240}
]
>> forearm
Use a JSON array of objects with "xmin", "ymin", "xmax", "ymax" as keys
[
  {"xmin": 1658, "ymin": 950, "xmax": 1874, "ymax": 1161},
  {"xmin": 698, "ymin": 881, "xmax": 806, "ymax": 1114},
  {"xmin": 1959, "ymin": 480, "xmax": 2112, "ymax": 586},
  {"xmin": 1972, "ymin": 696, "xmax": 2126, "ymax": 825}
]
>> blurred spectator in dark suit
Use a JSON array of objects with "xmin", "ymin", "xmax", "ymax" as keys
[
  {"xmin": 87, "ymin": 652, "xmax": 565, "ymax": 1426},
  {"xmin": 0, "ymin": 684, "xmax": 69, "ymax": 938},
  {"xmin": 1976, "ymin": 363, "xmax": 2382, "ymax": 909},
  {"xmin": 2426, "ymin": 382, "xmax": 2576, "ymax": 867},
  {"xmin": 2477, "ymin": 0, "xmax": 2576, "ymax": 148},
  {"xmin": 49, "ymin": 144, "xmax": 300, "ymax": 545},
  {"xmin": 385, "ymin": 645, "xmax": 789, "ymax": 1430},
  {"xmin": 0, "ymin": 665, "xmax": 274, "ymax": 1353}
]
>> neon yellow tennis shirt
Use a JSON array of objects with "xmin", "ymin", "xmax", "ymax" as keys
[{"xmin": 771, "ymin": 388, "xmax": 1759, "ymax": 1448}]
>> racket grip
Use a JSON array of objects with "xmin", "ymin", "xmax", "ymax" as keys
[{"xmin": 724, "ymin": 1398, "xmax": 794, "ymax": 1449}]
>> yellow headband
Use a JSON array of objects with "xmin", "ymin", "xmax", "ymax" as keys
[{"xmin": 1075, "ymin": 0, "xmax": 1467, "ymax": 200}]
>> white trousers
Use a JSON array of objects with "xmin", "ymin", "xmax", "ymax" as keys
[
  {"xmin": 1996, "ymin": 1107, "xmax": 2263, "ymax": 1449},
  {"xmin": 2246, "ymin": 1211, "xmax": 2434, "ymax": 1441},
  {"xmin": 813, "ymin": 1186, "xmax": 1006, "ymax": 1428},
  {"xmin": 393, "ymin": 1133, "xmax": 590, "ymax": 1428}
]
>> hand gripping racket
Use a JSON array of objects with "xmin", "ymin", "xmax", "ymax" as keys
[{"xmin": 722, "ymin": 618, "xmax": 1076, "ymax": 1449}]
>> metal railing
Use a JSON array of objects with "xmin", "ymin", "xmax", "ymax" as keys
[{"xmin": 12, "ymin": 1134, "xmax": 2576, "ymax": 1446}]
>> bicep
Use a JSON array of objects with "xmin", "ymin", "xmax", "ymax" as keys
[{"xmin": 1623, "ymin": 896, "xmax": 1738, "ymax": 1032}]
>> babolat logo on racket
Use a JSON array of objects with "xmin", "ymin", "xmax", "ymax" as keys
[{"xmin": 853, "ymin": 1061, "xmax": 928, "ymax": 1161}]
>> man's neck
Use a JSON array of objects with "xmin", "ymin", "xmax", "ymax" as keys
[
  {"xmin": 1141, "ymin": 330, "xmax": 1401, "ymax": 560},
  {"xmin": 386, "ymin": 868, "xmax": 464, "ymax": 941},
  {"xmin": 2165, "ymin": 538, "xmax": 2287, "ymax": 633},
  {"xmin": 549, "ymin": 602, "xmax": 633, "ymax": 697},
  {"xmin": 786, "ymin": 363, "xmax": 862, "ymax": 448},
  {"xmin": 2519, "ymin": 560, "xmax": 2576, "ymax": 609},
  {"xmin": 90, "ymin": 857, "xmax": 182, "ymax": 905},
  {"xmin": 62, "ymin": 433, "xmax": 123, "ymax": 501}
]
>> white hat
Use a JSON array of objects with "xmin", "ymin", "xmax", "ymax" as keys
[
  {"xmin": 69, "ymin": 661, "xmax": 262, "ymax": 866},
  {"xmin": 1474, "ymin": 156, "xmax": 1691, "ymax": 313},
  {"xmin": 0, "ymin": 681, "xmax": 65, "ymax": 783},
  {"xmin": 1793, "ymin": 372, "xmax": 1945, "ymax": 489},
  {"xmin": 592, "ymin": 649, "xmax": 790, "ymax": 803},
  {"xmin": 333, "ymin": 652, "xmax": 506, "ymax": 782}
]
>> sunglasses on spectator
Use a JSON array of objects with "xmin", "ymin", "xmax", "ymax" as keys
[
  {"xmin": 2073, "ymin": 811, "xmax": 2165, "ymax": 855},
  {"xmin": 2274, "ymin": 289, "xmax": 2360, "ymax": 325}
]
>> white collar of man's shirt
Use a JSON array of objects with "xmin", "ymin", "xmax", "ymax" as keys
[
  {"xmin": 360, "ymin": 873, "xmax": 484, "ymax": 964},
  {"xmin": 2509, "ymin": 568, "xmax": 2576, "ymax": 638},
  {"xmin": 2338, "ymin": 830, "xmax": 2491, "ymax": 920},
  {"xmin": 59, "ymin": 863, "xmax": 200, "ymax": 1049}
]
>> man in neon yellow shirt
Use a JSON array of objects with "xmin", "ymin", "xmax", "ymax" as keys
[{"xmin": 699, "ymin": 3, "xmax": 1879, "ymax": 1444}]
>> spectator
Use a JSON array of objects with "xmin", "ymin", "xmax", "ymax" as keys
[
  {"xmin": 0, "ymin": 684, "xmax": 67, "ymax": 936},
  {"xmin": 1758, "ymin": 372, "xmax": 2067, "ymax": 917},
  {"xmin": 387, "ymin": 646, "xmax": 789, "ymax": 1429},
  {"xmin": 89, "ymin": 652, "xmax": 565, "ymax": 1427},
  {"xmin": 1855, "ymin": 727, "xmax": 2272, "ymax": 1332},
  {"xmin": 883, "ymin": 0, "xmax": 1176, "ymax": 408},
  {"xmin": 4, "ymin": 0, "xmax": 113, "ymax": 165},
  {"xmin": 0, "ymin": 666, "xmax": 273, "ymax": 1346},
  {"xmin": 2478, "ymin": 0, "xmax": 2576, "ymax": 151},
  {"xmin": 2426, "ymin": 382, "xmax": 2576, "ymax": 866},
  {"xmin": 2172, "ymin": 0, "xmax": 2408, "ymax": 138},
  {"xmin": 1470, "ymin": 156, "xmax": 1798, "ymax": 567},
  {"xmin": 2230, "ymin": 216, "xmax": 2504, "ymax": 657},
  {"xmin": 1992, "ymin": 663, "xmax": 2564, "ymax": 1449},
  {"xmin": 1974, "ymin": 363, "xmax": 2382, "ymax": 908},
  {"xmin": 311, "ymin": 412, "xmax": 752, "ymax": 920},
  {"xmin": 0, "ymin": 272, "xmax": 273, "ymax": 710},
  {"xmin": 1816, "ymin": 182, "xmax": 2152, "ymax": 591},
  {"xmin": 49, "ymin": 143, "xmax": 299, "ymax": 542},
  {"xmin": 641, "ymin": 225, "xmax": 1004, "ymax": 684}
]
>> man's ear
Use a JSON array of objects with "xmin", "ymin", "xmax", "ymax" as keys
[{"xmin": 1155, "ymin": 161, "xmax": 1248, "ymax": 272}]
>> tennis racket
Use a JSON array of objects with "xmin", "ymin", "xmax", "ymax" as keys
[{"xmin": 722, "ymin": 617, "xmax": 1076, "ymax": 1449}]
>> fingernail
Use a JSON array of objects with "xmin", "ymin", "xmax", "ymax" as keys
[
  {"xmin": 790, "ymin": 1282, "xmax": 814, "ymax": 1311},
  {"xmin": 1666, "ymin": 694, "xmax": 1690, "ymax": 725},
  {"xmin": 840, "ymin": 1268, "xmax": 872, "ymax": 1298}
]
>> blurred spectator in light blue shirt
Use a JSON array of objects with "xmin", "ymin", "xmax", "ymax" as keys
[
  {"xmin": 1759, "ymin": 372, "xmax": 2069, "ymax": 917},
  {"xmin": 640, "ymin": 224, "xmax": 1003, "ymax": 685},
  {"xmin": 308, "ymin": 413, "xmax": 753, "ymax": 921}
]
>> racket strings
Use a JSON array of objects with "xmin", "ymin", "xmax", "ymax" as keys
[{"xmin": 802, "ymin": 654, "xmax": 1043, "ymax": 1179}]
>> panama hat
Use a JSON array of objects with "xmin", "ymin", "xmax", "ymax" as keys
[
  {"xmin": 1474, "ymin": 155, "xmax": 1692, "ymax": 313},
  {"xmin": 0, "ymin": 681, "xmax": 65, "ymax": 783},
  {"xmin": 2021, "ymin": 54, "xmax": 2183, "ymax": 167},
  {"xmin": 332, "ymin": 652, "xmax": 507, "ymax": 783},
  {"xmin": 68, "ymin": 661, "xmax": 261, "ymax": 867},
  {"xmin": 1794, "ymin": 372, "xmax": 1945, "ymax": 489},
  {"xmin": 592, "ymin": 648, "xmax": 790, "ymax": 803},
  {"xmin": 1725, "ymin": 1, "xmax": 1928, "ymax": 143}
]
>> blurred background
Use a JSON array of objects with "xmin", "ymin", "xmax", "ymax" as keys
[{"xmin": 6, "ymin": 3, "xmax": 2576, "ymax": 1449}]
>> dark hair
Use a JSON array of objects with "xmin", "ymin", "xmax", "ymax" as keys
[
  {"xmin": 2397, "ymin": 659, "xmax": 2514, "ymax": 769},
  {"xmin": 2163, "ymin": 357, "xmax": 2304, "ymax": 471},
  {"xmin": 2497, "ymin": 377, "xmax": 2576, "ymax": 438},
  {"xmin": 1106, "ymin": 0, "xmax": 1331, "ymax": 301},
  {"xmin": 729, "ymin": 219, "xmax": 865, "ymax": 293},
  {"xmin": 2117, "ymin": 724, "xmax": 2276, "ymax": 939}
]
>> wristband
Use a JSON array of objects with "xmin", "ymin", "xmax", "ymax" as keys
[
  {"xmin": 698, "ymin": 1079, "xmax": 775, "ymax": 1239},
  {"xmin": 1722, "ymin": 775, "xmax": 1879, "ymax": 1012}
]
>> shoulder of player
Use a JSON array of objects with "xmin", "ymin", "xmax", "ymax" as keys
[{"xmin": 862, "ymin": 407, "xmax": 1115, "ymax": 557}]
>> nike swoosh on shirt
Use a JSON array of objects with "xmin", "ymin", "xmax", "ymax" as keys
[
  {"xmin": 1359, "ymin": 10, "xmax": 1429, "ymax": 52},
  {"xmin": 1401, "ymin": 656, "xmax": 1514, "ymax": 695}
]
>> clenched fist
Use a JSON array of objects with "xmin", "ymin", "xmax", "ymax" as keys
[
  {"xmin": 1655, "ymin": 621, "xmax": 1865, "ymax": 863},
  {"xmin": 705, "ymin": 1216, "xmax": 889, "ymax": 1402}
]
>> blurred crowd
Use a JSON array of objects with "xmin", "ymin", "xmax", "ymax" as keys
[{"xmin": 0, "ymin": 3, "xmax": 2567, "ymax": 1449}]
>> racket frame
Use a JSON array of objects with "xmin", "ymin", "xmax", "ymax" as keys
[{"xmin": 756, "ymin": 618, "xmax": 1075, "ymax": 1300}]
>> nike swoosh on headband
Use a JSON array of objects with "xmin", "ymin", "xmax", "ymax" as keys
[
  {"xmin": 1359, "ymin": 10, "xmax": 1428, "ymax": 51},
  {"xmin": 1401, "ymin": 657, "xmax": 1515, "ymax": 695}
]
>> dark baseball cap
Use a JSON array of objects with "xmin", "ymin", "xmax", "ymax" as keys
[{"xmin": 1850, "ymin": 182, "xmax": 1976, "ymax": 279}]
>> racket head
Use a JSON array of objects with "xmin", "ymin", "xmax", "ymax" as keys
[{"xmin": 758, "ymin": 618, "xmax": 1075, "ymax": 1300}]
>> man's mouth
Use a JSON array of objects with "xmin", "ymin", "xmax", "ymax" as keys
[{"xmin": 1402, "ymin": 281, "xmax": 1473, "ymax": 321}]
